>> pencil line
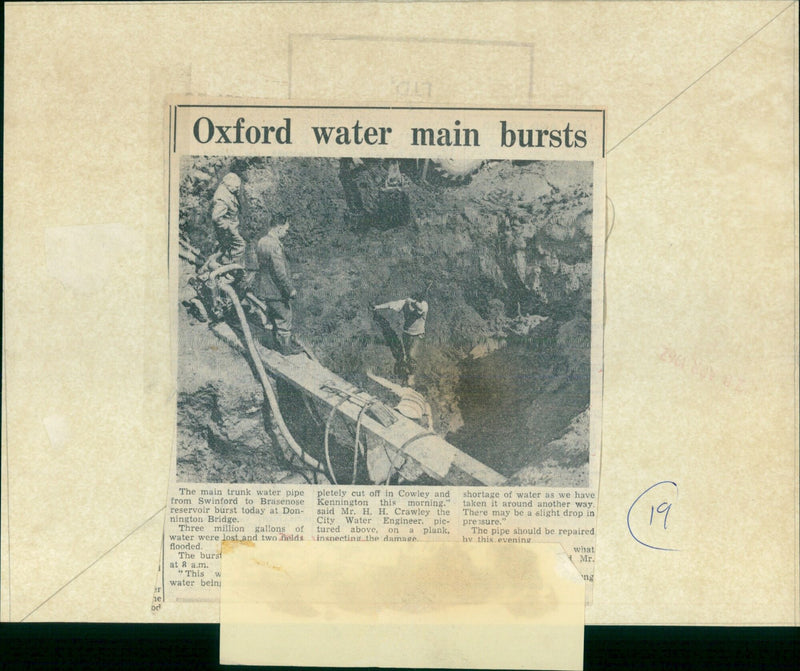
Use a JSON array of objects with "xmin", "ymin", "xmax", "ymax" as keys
[
  {"xmin": 605, "ymin": 196, "xmax": 616, "ymax": 243},
  {"xmin": 168, "ymin": 126, "xmax": 173, "ymax": 272},
  {"xmin": 20, "ymin": 506, "xmax": 166, "ymax": 622},
  {"xmin": 608, "ymin": 1, "xmax": 797, "ymax": 154},
  {"xmin": 794, "ymin": 11, "xmax": 799, "ymax": 624},
  {"xmin": 602, "ymin": 109, "xmax": 606, "ymax": 158},
  {"xmin": 161, "ymin": 527, "xmax": 166, "ymax": 600},
  {"xmin": 292, "ymin": 32, "xmax": 536, "ymax": 49}
]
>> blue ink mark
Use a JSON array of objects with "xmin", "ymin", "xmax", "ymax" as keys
[{"xmin": 627, "ymin": 480, "xmax": 679, "ymax": 551}]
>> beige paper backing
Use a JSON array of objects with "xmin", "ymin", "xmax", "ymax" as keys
[
  {"xmin": 219, "ymin": 541, "xmax": 584, "ymax": 669},
  {"xmin": 3, "ymin": 1, "xmax": 798, "ymax": 627}
]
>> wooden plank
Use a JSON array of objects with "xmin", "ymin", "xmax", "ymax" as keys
[{"xmin": 214, "ymin": 322, "xmax": 506, "ymax": 486}]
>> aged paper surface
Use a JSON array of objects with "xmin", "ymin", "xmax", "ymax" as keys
[
  {"xmin": 3, "ymin": 1, "xmax": 798, "ymax": 628},
  {"xmin": 219, "ymin": 541, "xmax": 584, "ymax": 669}
]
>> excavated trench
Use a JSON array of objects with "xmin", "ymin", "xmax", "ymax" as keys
[{"xmin": 177, "ymin": 156, "xmax": 594, "ymax": 486}]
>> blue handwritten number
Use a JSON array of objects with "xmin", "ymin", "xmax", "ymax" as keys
[
  {"xmin": 627, "ymin": 481, "xmax": 679, "ymax": 551},
  {"xmin": 650, "ymin": 502, "xmax": 672, "ymax": 529}
]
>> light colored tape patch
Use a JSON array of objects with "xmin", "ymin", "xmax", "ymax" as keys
[
  {"xmin": 44, "ymin": 223, "xmax": 139, "ymax": 293},
  {"xmin": 42, "ymin": 415, "xmax": 71, "ymax": 451},
  {"xmin": 220, "ymin": 540, "xmax": 584, "ymax": 669}
]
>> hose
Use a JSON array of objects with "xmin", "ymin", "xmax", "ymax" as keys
[
  {"xmin": 323, "ymin": 396, "xmax": 350, "ymax": 485},
  {"xmin": 209, "ymin": 263, "xmax": 244, "ymax": 282},
  {"xmin": 199, "ymin": 251, "xmax": 223, "ymax": 275},
  {"xmin": 219, "ymin": 283, "xmax": 326, "ymax": 475},
  {"xmin": 179, "ymin": 237, "xmax": 201, "ymax": 257},
  {"xmin": 352, "ymin": 401, "xmax": 376, "ymax": 485}
]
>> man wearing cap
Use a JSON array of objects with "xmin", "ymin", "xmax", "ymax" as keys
[
  {"xmin": 372, "ymin": 291, "xmax": 428, "ymax": 379},
  {"xmin": 211, "ymin": 172, "xmax": 246, "ymax": 264},
  {"xmin": 251, "ymin": 218, "xmax": 303, "ymax": 355}
]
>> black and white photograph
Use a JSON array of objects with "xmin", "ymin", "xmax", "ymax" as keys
[{"xmin": 176, "ymin": 154, "xmax": 597, "ymax": 487}]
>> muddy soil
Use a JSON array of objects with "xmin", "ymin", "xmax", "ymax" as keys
[{"xmin": 177, "ymin": 156, "xmax": 594, "ymax": 486}]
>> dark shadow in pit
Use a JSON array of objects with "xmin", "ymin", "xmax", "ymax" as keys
[{"xmin": 447, "ymin": 318, "xmax": 590, "ymax": 478}]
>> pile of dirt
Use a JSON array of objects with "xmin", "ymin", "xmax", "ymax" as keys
[{"xmin": 177, "ymin": 157, "xmax": 593, "ymax": 485}]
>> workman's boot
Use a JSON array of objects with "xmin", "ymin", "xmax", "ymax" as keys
[
  {"xmin": 277, "ymin": 333, "xmax": 304, "ymax": 356},
  {"xmin": 259, "ymin": 329, "xmax": 279, "ymax": 350}
]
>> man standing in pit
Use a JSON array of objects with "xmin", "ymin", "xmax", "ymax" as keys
[
  {"xmin": 211, "ymin": 172, "xmax": 246, "ymax": 264},
  {"xmin": 252, "ymin": 217, "xmax": 303, "ymax": 355},
  {"xmin": 372, "ymin": 291, "xmax": 428, "ymax": 380},
  {"xmin": 338, "ymin": 157, "xmax": 365, "ymax": 219}
]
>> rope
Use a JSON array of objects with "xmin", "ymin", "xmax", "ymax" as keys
[
  {"xmin": 380, "ymin": 431, "xmax": 438, "ymax": 485},
  {"xmin": 294, "ymin": 337, "xmax": 319, "ymax": 363},
  {"xmin": 398, "ymin": 430, "xmax": 438, "ymax": 453},
  {"xmin": 383, "ymin": 441, "xmax": 397, "ymax": 485},
  {"xmin": 301, "ymin": 394, "xmax": 324, "ymax": 427},
  {"xmin": 219, "ymin": 283, "xmax": 326, "ymax": 476}
]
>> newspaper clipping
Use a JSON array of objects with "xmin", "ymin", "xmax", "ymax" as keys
[{"xmin": 161, "ymin": 102, "xmax": 605, "ymax": 604}]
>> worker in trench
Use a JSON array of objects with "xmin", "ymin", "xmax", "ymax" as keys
[
  {"xmin": 211, "ymin": 172, "xmax": 246, "ymax": 264},
  {"xmin": 338, "ymin": 157, "xmax": 366, "ymax": 222},
  {"xmin": 500, "ymin": 210, "xmax": 531, "ymax": 290},
  {"xmin": 246, "ymin": 215, "xmax": 304, "ymax": 356},
  {"xmin": 196, "ymin": 171, "xmax": 247, "ymax": 320},
  {"xmin": 372, "ymin": 290, "xmax": 428, "ymax": 384},
  {"xmin": 377, "ymin": 160, "xmax": 411, "ymax": 228}
]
